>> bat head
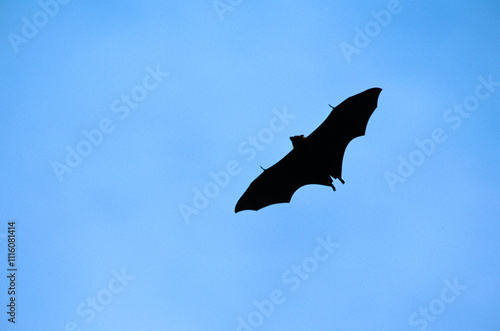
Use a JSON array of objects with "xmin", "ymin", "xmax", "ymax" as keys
[{"xmin": 290, "ymin": 135, "xmax": 308, "ymax": 150}]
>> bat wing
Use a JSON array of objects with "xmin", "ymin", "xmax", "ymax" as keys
[
  {"xmin": 235, "ymin": 149, "xmax": 333, "ymax": 212},
  {"xmin": 307, "ymin": 88, "xmax": 382, "ymax": 180}
]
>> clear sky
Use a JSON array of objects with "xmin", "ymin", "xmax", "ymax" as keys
[{"xmin": 0, "ymin": 1, "xmax": 499, "ymax": 330}]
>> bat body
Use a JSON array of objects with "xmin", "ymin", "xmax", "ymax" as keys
[{"xmin": 235, "ymin": 88, "xmax": 382, "ymax": 212}]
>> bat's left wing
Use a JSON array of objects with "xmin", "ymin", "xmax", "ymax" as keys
[{"xmin": 234, "ymin": 149, "xmax": 333, "ymax": 212}]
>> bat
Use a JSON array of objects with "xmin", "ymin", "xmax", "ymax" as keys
[{"xmin": 235, "ymin": 88, "xmax": 382, "ymax": 212}]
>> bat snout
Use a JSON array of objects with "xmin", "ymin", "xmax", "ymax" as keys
[{"xmin": 290, "ymin": 135, "xmax": 307, "ymax": 150}]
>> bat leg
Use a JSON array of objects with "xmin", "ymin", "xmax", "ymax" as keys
[
  {"xmin": 330, "ymin": 183, "xmax": 336, "ymax": 191},
  {"xmin": 339, "ymin": 178, "xmax": 345, "ymax": 184}
]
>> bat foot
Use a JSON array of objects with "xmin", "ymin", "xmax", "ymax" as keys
[
  {"xmin": 330, "ymin": 184, "xmax": 336, "ymax": 192},
  {"xmin": 339, "ymin": 178, "xmax": 345, "ymax": 184}
]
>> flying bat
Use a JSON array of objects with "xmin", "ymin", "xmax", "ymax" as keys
[{"xmin": 235, "ymin": 88, "xmax": 382, "ymax": 212}]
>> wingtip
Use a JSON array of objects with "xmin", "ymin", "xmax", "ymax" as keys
[
  {"xmin": 355, "ymin": 88, "xmax": 382, "ymax": 100},
  {"xmin": 363, "ymin": 87, "xmax": 382, "ymax": 102},
  {"xmin": 234, "ymin": 200, "xmax": 249, "ymax": 213},
  {"xmin": 235, "ymin": 199, "xmax": 261, "ymax": 213},
  {"xmin": 235, "ymin": 205, "xmax": 258, "ymax": 213}
]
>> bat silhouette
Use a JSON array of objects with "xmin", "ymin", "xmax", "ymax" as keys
[{"xmin": 235, "ymin": 88, "xmax": 382, "ymax": 212}]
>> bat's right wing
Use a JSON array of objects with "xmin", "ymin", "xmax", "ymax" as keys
[
  {"xmin": 306, "ymin": 88, "xmax": 382, "ymax": 180},
  {"xmin": 308, "ymin": 88, "xmax": 382, "ymax": 145},
  {"xmin": 234, "ymin": 149, "xmax": 333, "ymax": 212}
]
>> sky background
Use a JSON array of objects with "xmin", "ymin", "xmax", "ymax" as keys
[{"xmin": 0, "ymin": 1, "xmax": 499, "ymax": 330}]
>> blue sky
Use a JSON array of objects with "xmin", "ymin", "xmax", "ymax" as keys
[{"xmin": 0, "ymin": 1, "xmax": 499, "ymax": 330}]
